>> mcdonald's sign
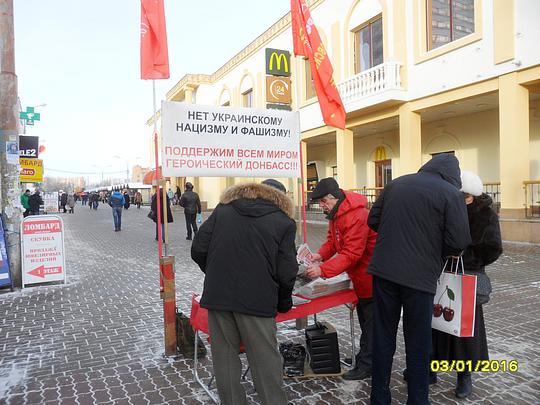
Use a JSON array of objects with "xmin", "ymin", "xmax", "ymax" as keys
[{"xmin": 265, "ymin": 48, "xmax": 291, "ymax": 77}]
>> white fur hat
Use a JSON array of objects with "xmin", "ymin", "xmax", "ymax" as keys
[{"xmin": 460, "ymin": 171, "xmax": 483, "ymax": 196}]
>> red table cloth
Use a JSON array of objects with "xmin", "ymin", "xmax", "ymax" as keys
[{"xmin": 190, "ymin": 289, "xmax": 358, "ymax": 334}]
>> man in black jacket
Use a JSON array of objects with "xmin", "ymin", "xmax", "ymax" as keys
[
  {"xmin": 179, "ymin": 182, "xmax": 201, "ymax": 240},
  {"xmin": 28, "ymin": 190, "xmax": 44, "ymax": 216},
  {"xmin": 368, "ymin": 154, "xmax": 471, "ymax": 405},
  {"xmin": 150, "ymin": 189, "xmax": 173, "ymax": 241},
  {"xmin": 191, "ymin": 180, "xmax": 297, "ymax": 405}
]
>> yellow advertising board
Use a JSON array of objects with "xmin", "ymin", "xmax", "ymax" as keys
[{"xmin": 20, "ymin": 158, "xmax": 43, "ymax": 182}]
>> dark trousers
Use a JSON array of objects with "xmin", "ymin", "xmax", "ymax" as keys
[
  {"xmin": 184, "ymin": 212, "xmax": 198, "ymax": 238},
  {"xmin": 371, "ymin": 276, "xmax": 434, "ymax": 405},
  {"xmin": 354, "ymin": 298, "xmax": 373, "ymax": 371}
]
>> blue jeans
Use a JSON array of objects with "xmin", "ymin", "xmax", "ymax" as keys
[
  {"xmin": 112, "ymin": 207, "xmax": 122, "ymax": 230},
  {"xmin": 371, "ymin": 276, "xmax": 434, "ymax": 405}
]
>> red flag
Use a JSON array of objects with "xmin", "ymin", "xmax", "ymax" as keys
[
  {"xmin": 140, "ymin": 0, "xmax": 170, "ymax": 80},
  {"xmin": 291, "ymin": 0, "xmax": 346, "ymax": 129}
]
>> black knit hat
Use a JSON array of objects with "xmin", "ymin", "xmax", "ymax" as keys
[
  {"xmin": 310, "ymin": 177, "xmax": 340, "ymax": 201},
  {"xmin": 262, "ymin": 179, "xmax": 286, "ymax": 193}
]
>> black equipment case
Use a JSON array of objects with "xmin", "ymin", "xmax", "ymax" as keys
[{"xmin": 305, "ymin": 321, "xmax": 341, "ymax": 374}]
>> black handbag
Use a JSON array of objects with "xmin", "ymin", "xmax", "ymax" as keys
[
  {"xmin": 147, "ymin": 210, "xmax": 155, "ymax": 220},
  {"xmin": 467, "ymin": 271, "xmax": 492, "ymax": 304},
  {"xmin": 176, "ymin": 310, "xmax": 207, "ymax": 358}
]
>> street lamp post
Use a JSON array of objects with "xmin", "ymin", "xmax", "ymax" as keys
[
  {"xmin": 113, "ymin": 155, "xmax": 134, "ymax": 183},
  {"xmin": 91, "ymin": 164, "xmax": 112, "ymax": 186}
]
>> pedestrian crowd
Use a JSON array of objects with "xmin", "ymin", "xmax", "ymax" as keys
[{"xmin": 190, "ymin": 153, "xmax": 502, "ymax": 405}]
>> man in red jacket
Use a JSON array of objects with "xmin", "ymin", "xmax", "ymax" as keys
[{"xmin": 306, "ymin": 177, "xmax": 377, "ymax": 380}]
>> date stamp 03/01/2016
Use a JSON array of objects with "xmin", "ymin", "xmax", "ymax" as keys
[{"xmin": 430, "ymin": 360, "xmax": 519, "ymax": 373}]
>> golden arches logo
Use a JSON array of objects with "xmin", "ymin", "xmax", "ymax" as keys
[{"xmin": 269, "ymin": 52, "xmax": 289, "ymax": 73}]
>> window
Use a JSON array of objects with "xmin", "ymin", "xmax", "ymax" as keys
[
  {"xmin": 305, "ymin": 59, "xmax": 316, "ymax": 100},
  {"xmin": 242, "ymin": 89, "xmax": 253, "ymax": 108},
  {"xmin": 306, "ymin": 163, "xmax": 318, "ymax": 190},
  {"xmin": 375, "ymin": 160, "xmax": 392, "ymax": 190},
  {"xmin": 427, "ymin": 0, "xmax": 474, "ymax": 50},
  {"xmin": 355, "ymin": 16, "xmax": 383, "ymax": 73}
]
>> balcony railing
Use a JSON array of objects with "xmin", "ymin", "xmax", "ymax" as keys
[
  {"xmin": 524, "ymin": 180, "xmax": 540, "ymax": 218},
  {"xmin": 337, "ymin": 62, "xmax": 403, "ymax": 103},
  {"xmin": 298, "ymin": 181, "xmax": 540, "ymax": 219},
  {"xmin": 483, "ymin": 182, "xmax": 500, "ymax": 214},
  {"xmin": 350, "ymin": 187, "xmax": 383, "ymax": 210}
]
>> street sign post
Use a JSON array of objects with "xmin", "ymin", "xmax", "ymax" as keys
[{"xmin": 21, "ymin": 215, "xmax": 66, "ymax": 288}]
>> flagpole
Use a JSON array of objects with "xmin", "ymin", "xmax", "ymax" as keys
[
  {"xmin": 294, "ymin": 56, "xmax": 308, "ymax": 244},
  {"xmin": 298, "ymin": 138, "xmax": 308, "ymax": 244},
  {"xmin": 153, "ymin": 80, "xmax": 164, "ymax": 260}
]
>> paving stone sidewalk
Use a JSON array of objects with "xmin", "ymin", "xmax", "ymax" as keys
[{"xmin": 1, "ymin": 204, "xmax": 539, "ymax": 404}]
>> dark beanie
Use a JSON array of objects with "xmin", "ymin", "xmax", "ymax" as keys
[
  {"xmin": 262, "ymin": 179, "xmax": 286, "ymax": 193},
  {"xmin": 310, "ymin": 177, "xmax": 340, "ymax": 201}
]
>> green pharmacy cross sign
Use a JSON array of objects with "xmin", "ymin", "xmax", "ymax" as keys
[{"xmin": 19, "ymin": 107, "xmax": 41, "ymax": 126}]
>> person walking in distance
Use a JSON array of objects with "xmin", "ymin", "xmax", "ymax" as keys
[
  {"xmin": 123, "ymin": 190, "xmax": 131, "ymax": 210},
  {"xmin": 368, "ymin": 153, "xmax": 471, "ymax": 405},
  {"xmin": 180, "ymin": 182, "xmax": 201, "ymax": 240},
  {"xmin": 21, "ymin": 189, "xmax": 31, "ymax": 217},
  {"xmin": 150, "ymin": 188, "xmax": 173, "ymax": 241},
  {"xmin": 191, "ymin": 179, "xmax": 297, "ymax": 405},
  {"xmin": 108, "ymin": 190, "xmax": 124, "ymax": 232},
  {"xmin": 134, "ymin": 191, "xmax": 143, "ymax": 209},
  {"xmin": 175, "ymin": 186, "xmax": 182, "ymax": 205},
  {"xmin": 28, "ymin": 190, "xmax": 44, "ymax": 216},
  {"xmin": 60, "ymin": 192, "xmax": 68, "ymax": 213},
  {"xmin": 67, "ymin": 193, "xmax": 76, "ymax": 214},
  {"xmin": 305, "ymin": 177, "xmax": 377, "ymax": 381}
]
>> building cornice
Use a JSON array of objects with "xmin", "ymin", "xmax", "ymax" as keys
[{"xmin": 165, "ymin": 0, "xmax": 325, "ymax": 102}]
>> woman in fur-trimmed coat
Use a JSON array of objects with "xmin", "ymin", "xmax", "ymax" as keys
[{"xmin": 432, "ymin": 171, "xmax": 503, "ymax": 399}]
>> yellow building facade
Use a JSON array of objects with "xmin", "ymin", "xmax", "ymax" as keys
[{"xmin": 153, "ymin": 0, "xmax": 540, "ymax": 243}]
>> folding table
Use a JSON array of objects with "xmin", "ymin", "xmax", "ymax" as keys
[{"xmin": 189, "ymin": 289, "xmax": 358, "ymax": 403}]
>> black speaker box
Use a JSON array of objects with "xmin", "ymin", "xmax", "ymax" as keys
[{"xmin": 305, "ymin": 321, "xmax": 341, "ymax": 374}]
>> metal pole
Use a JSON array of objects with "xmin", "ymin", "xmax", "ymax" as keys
[{"xmin": 0, "ymin": 0, "xmax": 22, "ymax": 287}]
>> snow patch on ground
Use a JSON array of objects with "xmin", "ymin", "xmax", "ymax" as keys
[{"xmin": 0, "ymin": 364, "xmax": 26, "ymax": 399}]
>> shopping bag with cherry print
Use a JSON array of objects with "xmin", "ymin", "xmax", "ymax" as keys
[{"xmin": 432, "ymin": 257, "xmax": 477, "ymax": 337}]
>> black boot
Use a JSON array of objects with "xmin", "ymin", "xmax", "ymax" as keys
[
  {"xmin": 342, "ymin": 367, "xmax": 371, "ymax": 380},
  {"xmin": 455, "ymin": 372, "xmax": 472, "ymax": 399}
]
